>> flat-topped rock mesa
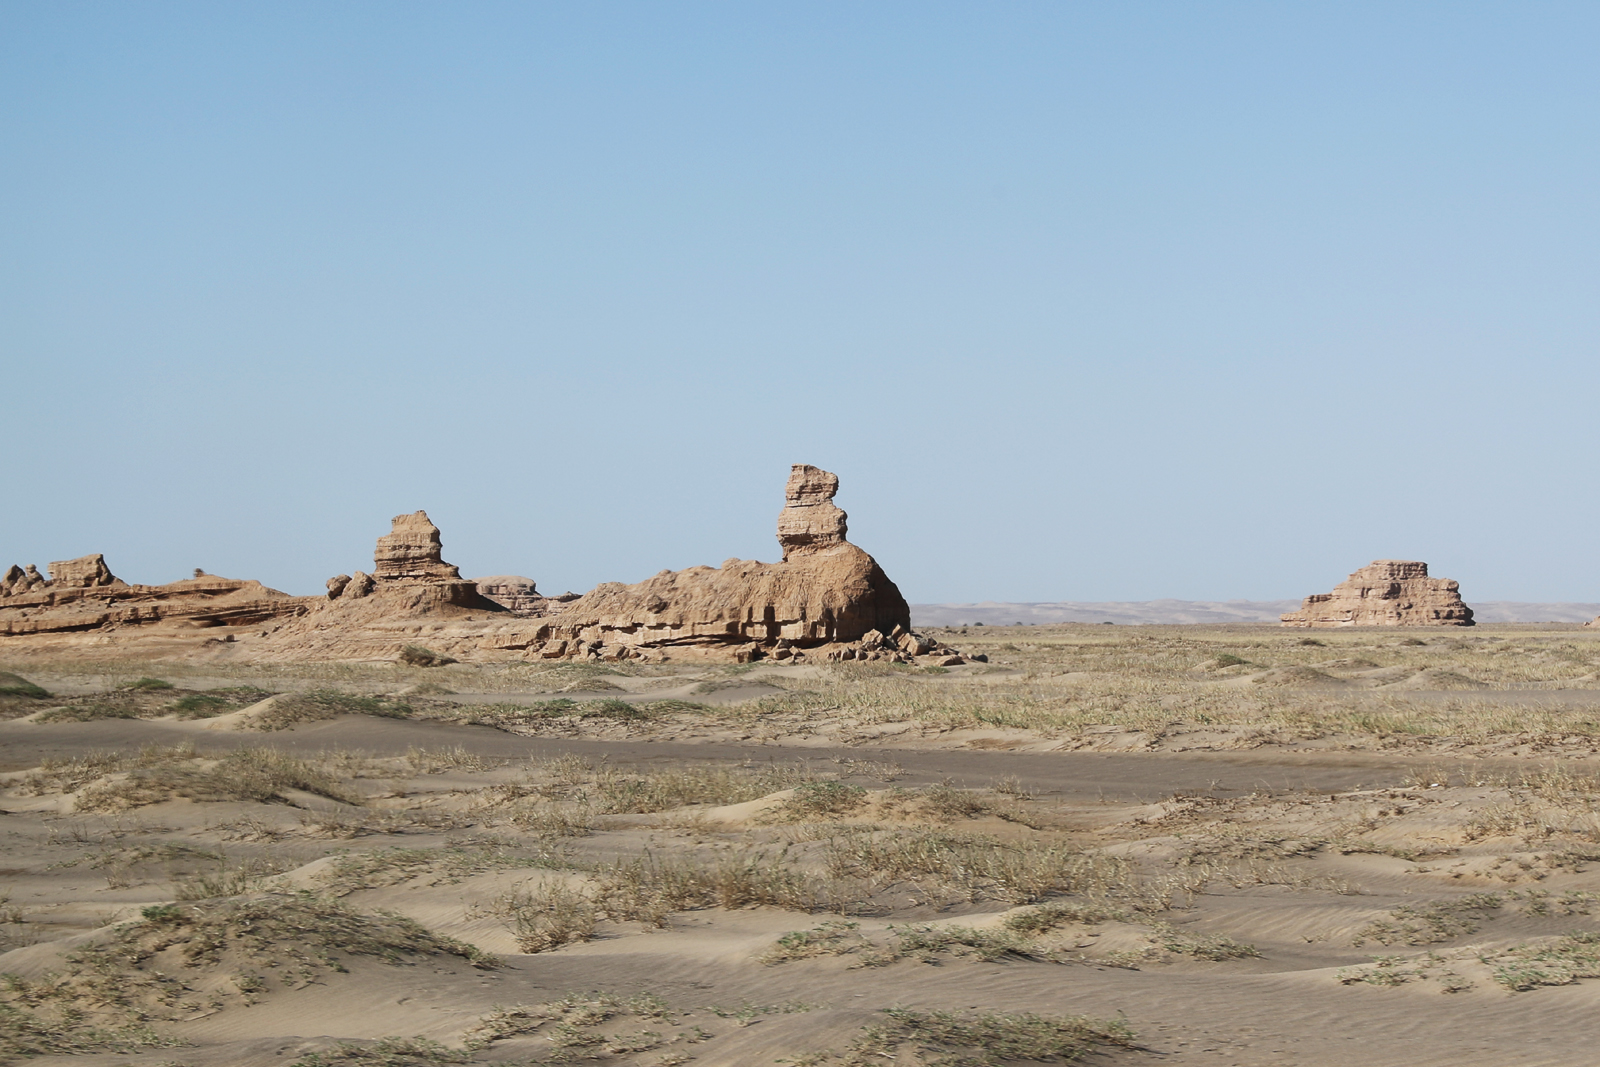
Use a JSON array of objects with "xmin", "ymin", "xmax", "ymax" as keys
[
  {"xmin": 487, "ymin": 464, "xmax": 918, "ymax": 662},
  {"xmin": 373, "ymin": 510, "xmax": 463, "ymax": 580},
  {"xmin": 1282, "ymin": 560, "xmax": 1475, "ymax": 628},
  {"xmin": 0, "ymin": 554, "xmax": 312, "ymax": 637},
  {"xmin": 473, "ymin": 575, "xmax": 552, "ymax": 616}
]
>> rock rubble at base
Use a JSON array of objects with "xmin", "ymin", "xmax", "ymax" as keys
[{"xmin": 1281, "ymin": 560, "xmax": 1475, "ymax": 628}]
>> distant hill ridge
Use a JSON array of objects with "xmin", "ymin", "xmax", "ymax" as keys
[{"xmin": 912, "ymin": 601, "xmax": 1600, "ymax": 626}]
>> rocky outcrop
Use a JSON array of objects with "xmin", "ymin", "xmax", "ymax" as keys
[
  {"xmin": 49, "ymin": 554, "xmax": 120, "ymax": 588},
  {"xmin": 473, "ymin": 576, "xmax": 550, "ymax": 616},
  {"xmin": 322, "ymin": 511, "xmax": 482, "ymax": 612},
  {"xmin": 485, "ymin": 464, "xmax": 916, "ymax": 662},
  {"xmin": 1282, "ymin": 561, "xmax": 1475, "ymax": 628},
  {"xmin": 1586, "ymin": 616, "xmax": 1599, "ymax": 629},
  {"xmin": 0, "ymin": 555, "xmax": 313, "ymax": 637},
  {"xmin": 777, "ymin": 465, "xmax": 848, "ymax": 558},
  {"xmin": 1, "ymin": 474, "xmax": 964, "ymax": 666},
  {"xmin": 373, "ymin": 511, "xmax": 462, "ymax": 581}
]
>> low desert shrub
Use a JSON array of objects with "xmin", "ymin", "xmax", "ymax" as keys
[
  {"xmin": 124, "ymin": 677, "xmax": 174, "ymax": 691},
  {"xmin": 73, "ymin": 748, "xmax": 361, "ymax": 812},
  {"xmin": 251, "ymin": 689, "xmax": 414, "ymax": 730},
  {"xmin": 844, "ymin": 1007, "xmax": 1136, "ymax": 1065},
  {"xmin": 587, "ymin": 762, "xmax": 818, "ymax": 814},
  {"xmin": 489, "ymin": 881, "xmax": 598, "ymax": 952},
  {"xmin": 778, "ymin": 781, "xmax": 866, "ymax": 819},
  {"xmin": 1487, "ymin": 931, "xmax": 1600, "ymax": 991},
  {"xmin": 288, "ymin": 1035, "xmax": 471, "ymax": 1066}
]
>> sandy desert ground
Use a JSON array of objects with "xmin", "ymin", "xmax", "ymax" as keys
[{"xmin": 5, "ymin": 622, "xmax": 1600, "ymax": 1066}]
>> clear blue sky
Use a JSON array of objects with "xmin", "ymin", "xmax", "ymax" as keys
[{"xmin": 4, "ymin": 2, "xmax": 1597, "ymax": 603}]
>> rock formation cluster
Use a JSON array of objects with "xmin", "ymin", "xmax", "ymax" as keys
[
  {"xmin": 1281, "ymin": 560, "xmax": 1475, "ymax": 628},
  {"xmin": 1, "ymin": 467, "xmax": 969, "ymax": 665}
]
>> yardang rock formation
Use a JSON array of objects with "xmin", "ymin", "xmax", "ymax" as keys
[
  {"xmin": 484, "ymin": 464, "xmax": 915, "ymax": 662},
  {"xmin": 1281, "ymin": 560, "xmax": 1475, "ymax": 628},
  {"xmin": 0, "ymin": 554, "xmax": 311, "ymax": 637},
  {"xmin": 0, "ymin": 467, "xmax": 966, "ymax": 665}
]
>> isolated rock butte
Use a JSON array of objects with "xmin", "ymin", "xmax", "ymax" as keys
[
  {"xmin": 485, "ymin": 464, "xmax": 913, "ymax": 661},
  {"xmin": 1281, "ymin": 560, "xmax": 1475, "ymax": 628}
]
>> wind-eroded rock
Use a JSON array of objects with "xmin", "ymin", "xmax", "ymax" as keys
[
  {"xmin": 0, "ymin": 558, "xmax": 312, "ymax": 637},
  {"xmin": 1282, "ymin": 560, "xmax": 1475, "ymax": 628},
  {"xmin": 486, "ymin": 464, "xmax": 913, "ymax": 662},
  {"xmin": 473, "ymin": 576, "xmax": 549, "ymax": 616},
  {"xmin": 373, "ymin": 511, "xmax": 463, "ymax": 581}
]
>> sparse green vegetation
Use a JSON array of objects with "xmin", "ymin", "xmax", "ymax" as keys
[
  {"xmin": 125, "ymin": 677, "xmax": 175, "ymax": 690},
  {"xmin": 1487, "ymin": 931, "xmax": 1600, "ymax": 991},
  {"xmin": 0, "ymin": 894, "xmax": 492, "ymax": 1062},
  {"xmin": 0, "ymin": 671, "xmax": 49, "ymax": 699}
]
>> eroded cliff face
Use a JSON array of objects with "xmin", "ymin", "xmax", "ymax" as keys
[{"xmin": 1282, "ymin": 560, "xmax": 1475, "ymax": 628}]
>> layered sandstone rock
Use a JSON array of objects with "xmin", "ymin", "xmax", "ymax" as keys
[
  {"xmin": 488, "ymin": 464, "xmax": 914, "ymax": 662},
  {"xmin": 777, "ymin": 465, "xmax": 848, "ymax": 558},
  {"xmin": 1282, "ymin": 560, "xmax": 1475, "ymax": 628},
  {"xmin": 322, "ymin": 511, "xmax": 481, "ymax": 611},
  {"xmin": 0, "ymin": 554, "xmax": 313, "ymax": 637},
  {"xmin": 244, "ymin": 511, "xmax": 502, "ymax": 661},
  {"xmin": 473, "ymin": 576, "xmax": 550, "ymax": 616},
  {"xmin": 373, "ymin": 511, "xmax": 462, "ymax": 581},
  {"xmin": 49, "ymin": 554, "xmax": 120, "ymax": 588}
]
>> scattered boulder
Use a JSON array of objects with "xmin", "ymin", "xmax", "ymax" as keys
[
  {"xmin": 326, "ymin": 574, "xmax": 351, "ymax": 599},
  {"xmin": 1281, "ymin": 560, "xmax": 1475, "ymax": 628}
]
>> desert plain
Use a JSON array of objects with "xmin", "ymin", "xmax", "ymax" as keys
[{"xmin": 5, "ymin": 623, "xmax": 1600, "ymax": 1066}]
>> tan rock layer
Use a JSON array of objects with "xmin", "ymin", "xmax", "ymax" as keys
[
  {"xmin": 1, "ymin": 465, "xmax": 937, "ymax": 665},
  {"xmin": 1282, "ymin": 560, "xmax": 1475, "ymax": 628},
  {"xmin": 0, "ymin": 566, "xmax": 313, "ymax": 637},
  {"xmin": 372, "ymin": 511, "xmax": 462, "ymax": 581}
]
